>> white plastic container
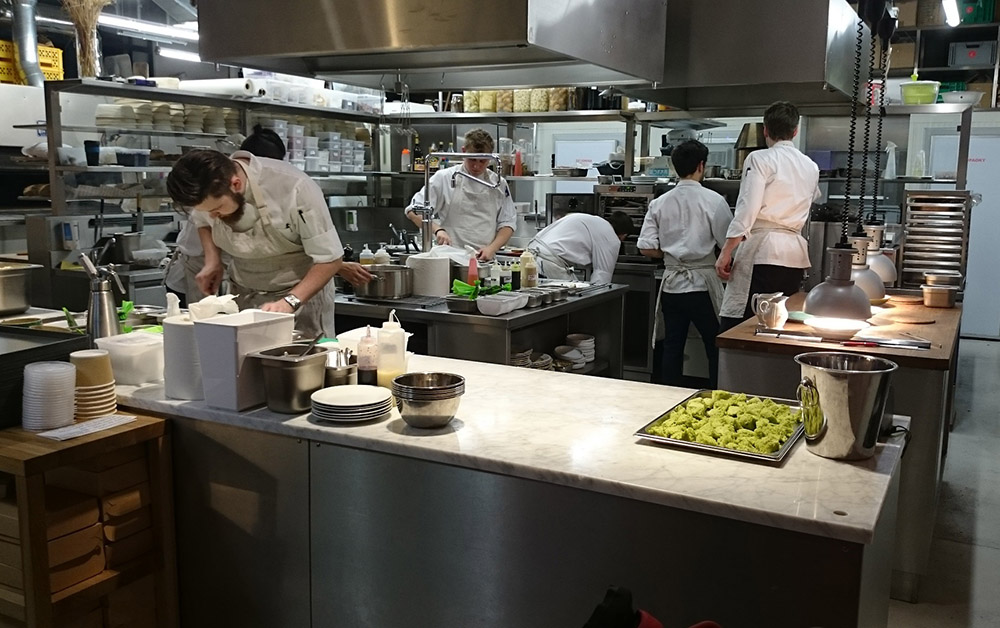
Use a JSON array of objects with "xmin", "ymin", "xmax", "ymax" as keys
[
  {"xmin": 94, "ymin": 332, "xmax": 165, "ymax": 386},
  {"xmin": 288, "ymin": 124, "xmax": 305, "ymax": 137},
  {"xmin": 193, "ymin": 309, "xmax": 295, "ymax": 410}
]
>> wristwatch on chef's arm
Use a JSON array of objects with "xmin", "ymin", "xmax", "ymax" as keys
[{"xmin": 283, "ymin": 294, "xmax": 302, "ymax": 312}]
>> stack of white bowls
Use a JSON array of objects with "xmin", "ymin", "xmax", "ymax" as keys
[
  {"xmin": 566, "ymin": 334, "xmax": 596, "ymax": 363},
  {"xmin": 70, "ymin": 350, "xmax": 118, "ymax": 420},
  {"xmin": 554, "ymin": 345, "xmax": 587, "ymax": 370},
  {"xmin": 22, "ymin": 362, "xmax": 77, "ymax": 431}
]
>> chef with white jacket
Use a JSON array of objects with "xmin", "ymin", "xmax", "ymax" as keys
[
  {"xmin": 716, "ymin": 101, "xmax": 820, "ymax": 332},
  {"xmin": 405, "ymin": 128, "xmax": 516, "ymax": 261},
  {"xmin": 529, "ymin": 211, "xmax": 632, "ymax": 284},
  {"xmin": 167, "ymin": 149, "xmax": 344, "ymax": 337}
]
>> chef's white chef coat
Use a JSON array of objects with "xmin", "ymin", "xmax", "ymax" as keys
[
  {"xmin": 531, "ymin": 213, "xmax": 622, "ymax": 285},
  {"xmin": 726, "ymin": 140, "xmax": 820, "ymax": 268},
  {"xmin": 190, "ymin": 151, "xmax": 344, "ymax": 265},
  {"xmin": 405, "ymin": 163, "xmax": 516, "ymax": 251},
  {"xmin": 638, "ymin": 180, "xmax": 732, "ymax": 293}
]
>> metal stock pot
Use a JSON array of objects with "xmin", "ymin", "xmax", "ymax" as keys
[{"xmin": 353, "ymin": 264, "xmax": 413, "ymax": 299}]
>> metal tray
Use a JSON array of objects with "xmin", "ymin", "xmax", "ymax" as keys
[{"xmin": 634, "ymin": 389, "xmax": 805, "ymax": 464}]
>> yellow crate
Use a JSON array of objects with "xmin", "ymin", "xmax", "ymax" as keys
[
  {"xmin": 0, "ymin": 39, "xmax": 64, "ymax": 72},
  {"xmin": 0, "ymin": 57, "xmax": 64, "ymax": 85}
]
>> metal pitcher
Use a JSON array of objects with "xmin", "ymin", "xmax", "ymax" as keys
[
  {"xmin": 794, "ymin": 352, "xmax": 898, "ymax": 460},
  {"xmin": 80, "ymin": 255, "xmax": 124, "ymax": 345}
]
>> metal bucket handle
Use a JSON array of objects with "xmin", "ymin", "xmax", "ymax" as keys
[{"xmin": 796, "ymin": 376, "xmax": 826, "ymax": 441}]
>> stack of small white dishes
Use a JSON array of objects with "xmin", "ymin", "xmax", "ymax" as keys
[
  {"xmin": 223, "ymin": 108, "xmax": 241, "ymax": 135},
  {"xmin": 509, "ymin": 347, "xmax": 533, "ymax": 368},
  {"xmin": 70, "ymin": 349, "xmax": 117, "ymax": 420},
  {"xmin": 184, "ymin": 105, "xmax": 206, "ymax": 133},
  {"xmin": 566, "ymin": 333, "xmax": 596, "ymax": 363},
  {"xmin": 95, "ymin": 104, "xmax": 137, "ymax": 129},
  {"xmin": 203, "ymin": 109, "xmax": 227, "ymax": 134},
  {"xmin": 170, "ymin": 103, "xmax": 185, "ymax": 131},
  {"xmin": 553, "ymin": 345, "xmax": 587, "ymax": 370},
  {"xmin": 22, "ymin": 362, "xmax": 77, "ymax": 431},
  {"xmin": 151, "ymin": 102, "xmax": 173, "ymax": 131},
  {"xmin": 311, "ymin": 385, "xmax": 393, "ymax": 423}
]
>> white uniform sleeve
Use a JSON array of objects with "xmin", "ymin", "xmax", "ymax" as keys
[
  {"xmin": 589, "ymin": 228, "xmax": 619, "ymax": 285},
  {"xmin": 727, "ymin": 154, "xmax": 768, "ymax": 240},
  {"xmin": 637, "ymin": 202, "xmax": 661, "ymax": 250},
  {"xmin": 188, "ymin": 209, "xmax": 212, "ymax": 230},
  {"xmin": 496, "ymin": 178, "xmax": 517, "ymax": 232},
  {"xmin": 712, "ymin": 197, "xmax": 734, "ymax": 249},
  {"xmin": 293, "ymin": 177, "xmax": 344, "ymax": 264}
]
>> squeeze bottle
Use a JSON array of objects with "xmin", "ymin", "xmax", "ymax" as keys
[
  {"xmin": 520, "ymin": 250, "xmax": 538, "ymax": 288},
  {"xmin": 376, "ymin": 310, "xmax": 408, "ymax": 388},
  {"xmin": 359, "ymin": 244, "xmax": 375, "ymax": 265},
  {"xmin": 358, "ymin": 325, "xmax": 378, "ymax": 386},
  {"xmin": 373, "ymin": 245, "xmax": 391, "ymax": 265},
  {"xmin": 467, "ymin": 255, "xmax": 479, "ymax": 285},
  {"xmin": 401, "ymin": 148, "xmax": 411, "ymax": 172}
]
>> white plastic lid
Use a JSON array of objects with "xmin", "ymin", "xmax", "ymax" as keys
[{"xmin": 381, "ymin": 309, "xmax": 402, "ymax": 331}]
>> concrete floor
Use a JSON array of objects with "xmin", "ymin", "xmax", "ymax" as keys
[{"xmin": 888, "ymin": 339, "xmax": 1000, "ymax": 627}]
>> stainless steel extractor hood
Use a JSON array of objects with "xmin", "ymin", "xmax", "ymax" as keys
[
  {"xmin": 625, "ymin": 0, "xmax": 872, "ymax": 114},
  {"xmin": 197, "ymin": 0, "xmax": 666, "ymax": 91}
]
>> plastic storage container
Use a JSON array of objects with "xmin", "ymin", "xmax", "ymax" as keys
[
  {"xmin": 94, "ymin": 331, "xmax": 164, "ymax": 386},
  {"xmin": 900, "ymin": 80, "xmax": 940, "ymax": 104},
  {"xmin": 193, "ymin": 309, "xmax": 295, "ymax": 410}
]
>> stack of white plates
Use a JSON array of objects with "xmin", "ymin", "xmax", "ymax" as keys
[
  {"xmin": 151, "ymin": 102, "xmax": 173, "ymax": 131},
  {"xmin": 554, "ymin": 345, "xmax": 587, "ymax": 370},
  {"xmin": 223, "ymin": 108, "xmax": 241, "ymax": 135},
  {"xmin": 203, "ymin": 109, "xmax": 227, "ymax": 134},
  {"xmin": 509, "ymin": 347, "xmax": 533, "ymax": 368},
  {"xmin": 75, "ymin": 381, "xmax": 118, "ymax": 420},
  {"xmin": 184, "ymin": 105, "xmax": 206, "ymax": 133},
  {"xmin": 566, "ymin": 333, "xmax": 596, "ymax": 363},
  {"xmin": 95, "ymin": 104, "xmax": 137, "ymax": 129},
  {"xmin": 170, "ymin": 103, "xmax": 186, "ymax": 131},
  {"xmin": 22, "ymin": 362, "xmax": 76, "ymax": 431},
  {"xmin": 311, "ymin": 385, "xmax": 393, "ymax": 423}
]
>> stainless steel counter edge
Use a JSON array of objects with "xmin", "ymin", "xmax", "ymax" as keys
[
  {"xmin": 117, "ymin": 354, "xmax": 904, "ymax": 545},
  {"xmin": 335, "ymin": 284, "xmax": 628, "ymax": 329}
]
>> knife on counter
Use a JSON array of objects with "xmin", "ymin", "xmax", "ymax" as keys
[
  {"xmin": 848, "ymin": 337, "xmax": 931, "ymax": 350},
  {"xmin": 754, "ymin": 326, "xmax": 825, "ymax": 342}
]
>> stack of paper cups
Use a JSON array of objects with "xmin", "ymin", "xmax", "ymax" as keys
[
  {"xmin": 163, "ymin": 314, "xmax": 203, "ymax": 400},
  {"xmin": 406, "ymin": 254, "xmax": 451, "ymax": 296}
]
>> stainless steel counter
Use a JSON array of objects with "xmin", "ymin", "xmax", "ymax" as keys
[{"xmin": 335, "ymin": 284, "xmax": 627, "ymax": 377}]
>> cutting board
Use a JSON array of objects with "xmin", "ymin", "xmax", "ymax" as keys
[{"xmin": 884, "ymin": 311, "xmax": 936, "ymax": 324}]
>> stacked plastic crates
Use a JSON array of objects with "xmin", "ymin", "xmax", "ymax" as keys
[{"xmin": 0, "ymin": 40, "xmax": 64, "ymax": 85}]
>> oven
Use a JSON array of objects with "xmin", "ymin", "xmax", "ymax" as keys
[{"xmin": 594, "ymin": 184, "xmax": 655, "ymax": 258}]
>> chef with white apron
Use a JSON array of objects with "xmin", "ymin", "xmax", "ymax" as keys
[
  {"xmin": 178, "ymin": 150, "xmax": 344, "ymax": 337},
  {"xmin": 717, "ymin": 102, "xmax": 820, "ymax": 333},
  {"xmin": 405, "ymin": 129, "xmax": 517, "ymax": 261},
  {"xmin": 528, "ymin": 212, "xmax": 630, "ymax": 284},
  {"xmin": 638, "ymin": 147, "xmax": 732, "ymax": 388}
]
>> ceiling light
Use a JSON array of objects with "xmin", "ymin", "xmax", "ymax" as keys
[
  {"xmin": 942, "ymin": 0, "xmax": 961, "ymax": 27},
  {"xmin": 98, "ymin": 15, "xmax": 199, "ymax": 42},
  {"xmin": 157, "ymin": 47, "xmax": 201, "ymax": 63}
]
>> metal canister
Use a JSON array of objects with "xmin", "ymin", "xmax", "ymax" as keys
[{"xmin": 794, "ymin": 352, "xmax": 898, "ymax": 460}]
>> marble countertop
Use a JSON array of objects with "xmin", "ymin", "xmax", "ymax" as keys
[{"xmin": 118, "ymin": 354, "xmax": 905, "ymax": 544}]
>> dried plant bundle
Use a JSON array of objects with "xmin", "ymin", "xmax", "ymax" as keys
[{"xmin": 61, "ymin": 0, "xmax": 114, "ymax": 77}]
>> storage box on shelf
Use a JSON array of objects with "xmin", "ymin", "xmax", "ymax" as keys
[
  {"xmin": 0, "ymin": 415, "xmax": 175, "ymax": 627},
  {"xmin": 0, "ymin": 40, "xmax": 63, "ymax": 85}
]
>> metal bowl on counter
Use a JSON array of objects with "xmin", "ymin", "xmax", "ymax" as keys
[
  {"xmin": 248, "ymin": 344, "xmax": 331, "ymax": 414},
  {"xmin": 353, "ymin": 264, "xmax": 413, "ymax": 299},
  {"xmin": 392, "ymin": 372, "xmax": 465, "ymax": 429}
]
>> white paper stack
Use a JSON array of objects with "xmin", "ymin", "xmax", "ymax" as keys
[{"xmin": 163, "ymin": 314, "xmax": 204, "ymax": 400}]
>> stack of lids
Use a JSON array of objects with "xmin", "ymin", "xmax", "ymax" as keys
[
  {"xmin": 509, "ymin": 347, "xmax": 533, "ymax": 368},
  {"xmin": 310, "ymin": 386, "xmax": 394, "ymax": 423},
  {"xmin": 566, "ymin": 333, "xmax": 595, "ymax": 363}
]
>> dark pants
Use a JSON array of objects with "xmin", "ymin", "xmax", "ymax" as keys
[
  {"xmin": 660, "ymin": 291, "xmax": 720, "ymax": 388},
  {"xmin": 719, "ymin": 264, "xmax": 804, "ymax": 333}
]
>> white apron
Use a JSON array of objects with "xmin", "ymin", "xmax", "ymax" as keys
[
  {"xmin": 719, "ymin": 221, "xmax": 801, "ymax": 319},
  {"xmin": 442, "ymin": 173, "xmax": 502, "ymax": 251},
  {"xmin": 650, "ymin": 257, "xmax": 725, "ymax": 348},
  {"xmin": 211, "ymin": 172, "xmax": 335, "ymax": 337},
  {"xmin": 528, "ymin": 237, "xmax": 580, "ymax": 281}
]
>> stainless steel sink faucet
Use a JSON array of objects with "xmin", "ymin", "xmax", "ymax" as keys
[{"xmin": 415, "ymin": 152, "xmax": 501, "ymax": 252}]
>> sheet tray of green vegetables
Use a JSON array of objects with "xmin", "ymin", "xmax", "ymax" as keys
[{"xmin": 634, "ymin": 389, "xmax": 805, "ymax": 464}]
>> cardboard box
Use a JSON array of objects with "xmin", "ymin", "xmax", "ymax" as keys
[
  {"xmin": 0, "ymin": 489, "xmax": 99, "ymax": 541},
  {"xmin": 890, "ymin": 41, "xmax": 917, "ymax": 71},
  {"xmin": 105, "ymin": 574, "xmax": 156, "ymax": 627},
  {"xmin": 917, "ymin": 0, "xmax": 944, "ymax": 25},
  {"xmin": 105, "ymin": 528, "xmax": 154, "ymax": 568},
  {"xmin": 896, "ymin": 0, "xmax": 918, "ymax": 26},
  {"xmin": 74, "ymin": 445, "xmax": 145, "ymax": 473},
  {"xmin": 49, "ymin": 544, "xmax": 104, "ymax": 593},
  {"xmin": 103, "ymin": 507, "xmax": 151, "ymax": 543},
  {"xmin": 48, "ymin": 522, "xmax": 102, "ymax": 568},
  {"xmin": 45, "ymin": 458, "xmax": 148, "ymax": 497},
  {"xmin": 101, "ymin": 483, "xmax": 150, "ymax": 521},
  {"xmin": 0, "ymin": 536, "xmax": 104, "ymax": 592}
]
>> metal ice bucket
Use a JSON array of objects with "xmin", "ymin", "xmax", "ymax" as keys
[{"xmin": 794, "ymin": 352, "xmax": 898, "ymax": 460}]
